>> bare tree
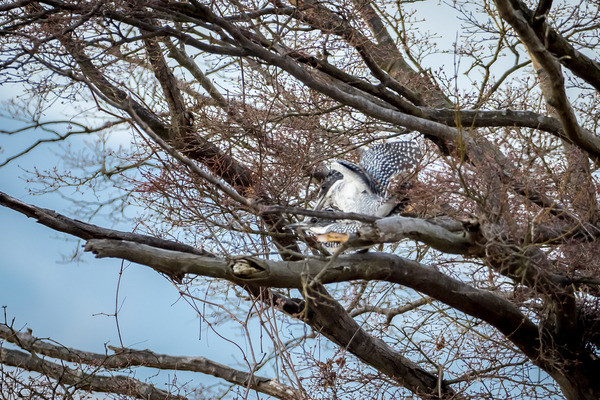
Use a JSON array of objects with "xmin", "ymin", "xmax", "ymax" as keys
[{"xmin": 1, "ymin": 0, "xmax": 600, "ymax": 399}]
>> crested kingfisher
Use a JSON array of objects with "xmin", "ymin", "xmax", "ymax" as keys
[{"xmin": 290, "ymin": 140, "xmax": 422, "ymax": 249}]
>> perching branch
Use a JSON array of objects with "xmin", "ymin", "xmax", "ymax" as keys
[{"xmin": 352, "ymin": 215, "xmax": 478, "ymax": 254}]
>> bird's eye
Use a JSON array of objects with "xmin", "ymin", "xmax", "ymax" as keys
[{"xmin": 310, "ymin": 217, "xmax": 318, "ymax": 223}]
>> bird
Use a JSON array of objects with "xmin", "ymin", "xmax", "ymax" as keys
[
  {"xmin": 289, "ymin": 140, "xmax": 422, "ymax": 249},
  {"xmin": 314, "ymin": 140, "xmax": 421, "ymax": 216}
]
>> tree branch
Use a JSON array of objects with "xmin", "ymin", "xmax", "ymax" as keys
[
  {"xmin": 299, "ymin": 283, "xmax": 458, "ymax": 398},
  {"xmin": 0, "ymin": 324, "xmax": 300, "ymax": 400},
  {"xmin": 0, "ymin": 347, "xmax": 188, "ymax": 400},
  {"xmin": 421, "ymin": 108, "xmax": 598, "ymax": 147},
  {"xmin": 352, "ymin": 215, "xmax": 477, "ymax": 254},
  {"xmin": 0, "ymin": 191, "xmax": 212, "ymax": 257},
  {"xmin": 494, "ymin": 0, "xmax": 600, "ymax": 162},
  {"xmin": 348, "ymin": 297, "xmax": 432, "ymax": 323}
]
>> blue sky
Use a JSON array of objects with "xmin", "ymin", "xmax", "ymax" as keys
[{"xmin": 0, "ymin": 109, "xmax": 264, "ymax": 395}]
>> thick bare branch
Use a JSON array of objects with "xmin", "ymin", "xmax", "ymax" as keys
[
  {"xmin": 81, "ymin": 238, "xmax": 541, "ymax": 362},
  {"xmin": 141, "ymin": 33, "xmax": 192, "ymax": 136},
  {"xmin": 352, "ymin": 215, "xmax": 477, "ymax": 254}
]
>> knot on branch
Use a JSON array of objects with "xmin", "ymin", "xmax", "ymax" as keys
[
  {"xmin": 228, "ymin": 257, "xmax": 268, "ymax": 279},
  {"xmin": 354, "ymin": 224, "xmax": 380, "ymax": 242}
]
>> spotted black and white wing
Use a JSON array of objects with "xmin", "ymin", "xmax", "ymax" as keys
[
  {"xmin": 359, "ymin": 141, "xmax": 421, "ymax": 195},
  {"xmin": 322, "ymin": 219, "xmax": 361, "ymax": 234}
]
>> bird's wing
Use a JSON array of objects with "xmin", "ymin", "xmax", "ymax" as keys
[
  {"xmin": 314, "ymin": 160, "xmax": 372, "ymax": 211},
  {"xmin": 324, "ymin": 220, "xmax": 361, "ymax": 234},
  {"xmin": 333, "ymin": 160, "xmax": 372, "ymax": 192},
  {"xmin": 359, "ymin": 141, "xmax": 421, "ymax": 195}
]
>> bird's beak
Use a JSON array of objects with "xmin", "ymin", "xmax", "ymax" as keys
[
  {"xmin": 285, "ymin": 221, "xmax": 311, "ymax": 231},
  {"xmin": 313, "ymin": 192, "xmax": 327, "ymax": 210}
]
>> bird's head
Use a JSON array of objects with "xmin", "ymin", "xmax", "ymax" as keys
[
  {"xmin": 314, "ymin": 169, "xmax": 344, "ymax": 210},
  {"xmin": 285, "ymin": 215, "xmax": 335, "ymax": 233}
]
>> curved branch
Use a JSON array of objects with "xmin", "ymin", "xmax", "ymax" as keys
[
  {"xmin": 0, "ymin": 120, "xmax": 123, "ymax": 167},
  {"xmin": 352, "ymin": 215, "xmax": 477, "ymax": 254},
  {"xmin": 81, "ymin": 239, "xmax": 541, "ymax": 362},
  {"xmin": 0, "ymin": 191, "xmax": 211, "ymax": 257},
  {"xmin": 0, "ymin": 325, "xmax": 300, "ymax": 400},
  {"xmin": 0, "ymin": 347, "xmax": 187, "ymax": 400},
  {"xmin": 422, "ymin": 108, "xmax": 598, "ymax": 145},
  {"xmin": 300, "ymin": 283, "xmax": 458, "ymax": 398}
]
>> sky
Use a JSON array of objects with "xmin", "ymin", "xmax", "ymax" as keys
[{"xmin": 0, "ymin": 103, "xmax": 263, "ymax": 396}]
